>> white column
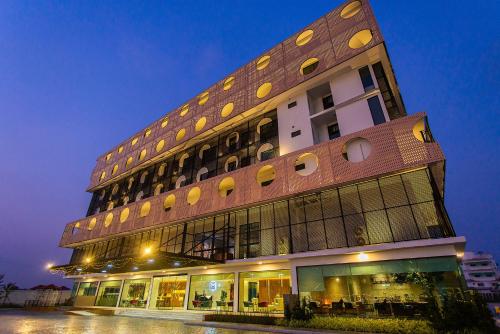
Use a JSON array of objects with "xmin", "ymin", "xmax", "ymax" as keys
[
  {"xmin": 115, "ymin": 279, "xmax": 125, "ymax": 308},
  {"xmin": 233, "ymin": 272, "xmax": 239, "ymax": 313},
  {"xmin": 145, "ymin": 276, "xmax": 154, "ymax": 309},
  {"xmin": 183, "ymin": 274, "xmax": 191, "ymax": 310},
  {"xmin": 291, "ymin": 265, "xmax": 299, "ymax": 294}
]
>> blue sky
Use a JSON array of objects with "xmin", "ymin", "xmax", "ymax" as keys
[{"xmin": 0, "ymin": 0, "xmax": 498, "ymax": 287}]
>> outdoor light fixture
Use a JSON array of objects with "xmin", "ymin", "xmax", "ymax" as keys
[
  {"xmin": 101, "ymin": 270, "xmax": 107, "ymax": 273},
  {"xmin": 85, "ymin": 257, "xmax": 92, "ymax": 264},
  {"xmin": 358, "ymin": 252, "xmax": 369, "ymax": 261},
  {"xmin": 143, "ymin": 247, "xmax": 152, "ymax": 255},
  {"xmin": 173, "ymin": 261, "xmax": 180, "ymax": 266},
  {"xmin": 147, "ymin": 259, "xmax": 154, "ymax": 263},
  {"xmin": 132, "ymin": 266, "xmax": 139, "ymax": 271},
  {"xmin": 76, "ymin": 268, "xmax": 82, "ymax": 272},
  {"xmin": 107, "ymin": 264, "xmax": 113, "ymax": 268},
  {"xmin": 45, "ymin": 262, "xmax": 54, "ymax": 270},
  {"xmin": 203, "ymin": 266, "xmax": 208, "ymax": 270},
  {"xmin": 258, "ymin": 261, "xmax": 263, "ymax": 265}
]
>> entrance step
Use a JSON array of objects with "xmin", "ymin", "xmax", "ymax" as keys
[{"xmin": 115, "ymin": 309, "xmax": 207, "ymax": 321}]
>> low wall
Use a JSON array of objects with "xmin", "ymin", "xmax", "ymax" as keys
[{"xmin": 0, "ymin": 290, "xmax": 72, "ymax": 307}]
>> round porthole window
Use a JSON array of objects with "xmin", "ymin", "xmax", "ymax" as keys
[
  {"xmin": 223, "ymin": 76, "xmax": 235, "ymax": 91},
  {"xmin": 156, "ymin": 139, "xmax": 165, "ymax": 152},
  {"xmin": 294, "ymin": 153, "xmax": 319, "ymax": 176},
  {"xmin": 299, "ymin": 58, "xmax": 319, "ymax": 75},
  {"xmin": 161, "ymin": 117, "xmax": 169, "ymax": 128},
  {"xmin": 104, "ymin": 213, "xmax": 113, "ymax": 227},
  {"xmin": 132, "ymin": 137, "xmax": 138, "ymax": 146},
  {"xmin": 112, "ymin": 164, "xmax": 119, "ymax": 175},
  {"xmin": 179, "ymin": 104, "xmax": 189, "ymax": 117},
  {"xmin": 195, "ymin": 117, "xmax": 207, "ymax": 132},
  {"xmin": 256, "ymin": 165, "xmax": 276, "ymax": 187},
  {"xmin": 88, "ymin": 218, "xmax": 97, "ymax": 231},
  {"xmin": 257, "ymin": 143, "xmax": 274, "ymax": 161},
  {"xmin": 187, "ymin": 187, "xmax": 201, "ymax": 205},
  {"xmin": 163, "ymin": 194, "xmax": 176, "ymax": 211},
  {"xmin": 126, "ymin": 156, "xmax": 133, "ymax": 167},
  {"xmin": 224, "ymin": 156, "xmax": 239, "ymax": 172},
  {"xmin": 99, "ymin": 171, "xmax": 106, "ymax": 181},
  {"xmin": 176, "ymin": 128, "xmax": 186, "ymax": 141},
  {"xmin": 218, "ymin": 177, "xmax": 235, "ymax": 198},
  {"xmin": 106, "ymin": 153, "xmax": 112, "ymax": 161},
  {"xmin": 144, "ymin": 128, "xmax": 152, "ymax": 138},
  {"xmin": 139, "ymin": 149, "xmax": 147, "ymax": 161},
  {"xmin": 118, "ymin": 146, "xmax": 124, "ymax": 154},
  {"xmin": 256, "ymin": 55, "xmax": 270, "ymax": 70},
  {"xmin": 119, "ymin": 208, "xmax": 129, "ymax": 223},
  {"xmin": 348, "ymin": 29, "xmax": 373, "ymax": 49},
  {"xmin": 340, "ymin": 1, "xmax": 362, "ymax": 19},
  {"xmin": 342, "ymin": 137, "xmax": 372, "ymax": 162},
  {"xmin": 296, "ymin": 29, "xmax": 314, "ymax": 46},
  {"xmin": 256, "ymin": 82, "xmax": 272, "ymax": 99},
  {"xmin": 198, "ymin": 92, "xmax": 209, "ymax": 106},
  {"xmin": 221, "ymin": 102, "xmax": 234, "ymax": 118},
  {"xmin": 140, "ymin": 201, "xmax": 151, "ymax": 217}
]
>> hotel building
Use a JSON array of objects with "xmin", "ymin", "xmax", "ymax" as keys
[{"xmin": 53, "ymin": 0, "xmax": 466, "ymax": 318}]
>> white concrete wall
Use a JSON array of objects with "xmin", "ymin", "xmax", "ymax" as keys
[
  {"xmin": 277, "ymin": 93, "xmax": 314, "ymax": 156},
  {"xmin": 330, "ymin": 69, "xmax": 365, "ymax": 105},
  {"xmin": 336, "ymin": 99, "xmax": 375, "ymax": 136},
  {"xmin": 0, "ymin": 290, "xmax": 71, "ymax": 306}
]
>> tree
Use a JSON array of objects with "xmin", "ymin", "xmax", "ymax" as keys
[{"xmin": 2, "ymin": 283, "xmax": 19, "ymax": 304}]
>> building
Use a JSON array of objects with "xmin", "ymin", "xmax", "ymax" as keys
[
  {"xmin": 462, "ymin": 252, "xmax": 500, "ymax": 297},
  {"xmin": 52, "ymin": 0, "xmax": 466, "ymax": 318}
]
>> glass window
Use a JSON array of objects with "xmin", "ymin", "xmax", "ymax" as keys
[
  {"xmin": 188, "ymin": 273, "xmax": 235, "ymax": 311},
  {"xmin": 239, "ymin": 270, "xmax": 291, "ymax": 314},
  {"xmin": 95, "ymin": 280, "xmax": 122, "ymax": 307},
  {"xmin": 77, "ymin": 282, "xmax": 98, "ymax": 296},
  {"xmin": 149, "ymin": 275, "xmax": 187, "ymax": 310},
  {"xmin": 358, "ymin": 66, "xmax": 375, "ymax": 91},
  {"xmin": 367, "ymin": 96, "xmax": 386, "ymax": 125},
  {"xmin": 119, "ymin": 278, "xmax": 151, "ymax": 308}
]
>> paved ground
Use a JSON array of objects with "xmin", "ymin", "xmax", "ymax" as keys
[{"xmin": 0, "ymin": 309, "xmax": 267, "ymax": 334}]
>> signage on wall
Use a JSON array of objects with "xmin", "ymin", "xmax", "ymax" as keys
[{"xmin": 208, "ymin": 281, "xmax": 217, "ymax": 292}]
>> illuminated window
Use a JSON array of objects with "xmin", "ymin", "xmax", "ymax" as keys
[
  {"xmin": 144, "ymin": 128, "xmax": 152, "ymax": 138},
  {"xmin": 99, "ymin": 171, "xmax": 106, "ymax": 181},
  {"xmin": 176, "ymin": 128, "xmax": 186, "ymax": 141},
  {"xmin": 300, "ymin": 58, "xmax": 319, "ymax": 75},
  {"xmin": 218, "ymin": 177, "xmax": 235, "ymax": 198},
  {"xmin": 118, "ymin": 146, "xmax": 124, "ymax": 154},
  {"xmin": 161, "ymin": 117, "xmax": 169, "ymax": 128},
  {"xmin": 340, "ymin": 1, "xmax": 362, "ymax": 19},
  {"xmin": 156, "ymin": 139, "xmax": 165, "ymax": 152},
  {"xmin": 139, "ymin": 149, "xmax": 147, "ymax": 161},
  {"xmin": 256, "ymin": 55, "xmax": 270, "ymax": 70},
  {"xmin": 198, "ymin": 92, "xmax": 209, "ymax": 106},
  {"xmin": 179, "ymin": 104, "xmax": 189, "ymax": 117},
  {"xmin": 257, "ymin": 143, "xmax": 274, "ymax": 161},
  {"xmin": 104, "ymin": 213, "xmax": 113, "ymax": 227},
  {"xmin": 140, "ymin": 202, "xmax": 151, "ymax": 217},
  {"xmin": 163, "ymin": 194, "xmax": 176, "ymax": 211},
  {"xmin": 88, "ymin": 218, "xmax": 97, "ymax": 231},
  {"xmin": 154, "ymin": 184, "xmax": 163, "ymax": 196},
  {"xmin": 195, "ymin": 117, "xmax": 207, "ymax": 132},
  {"xmin": 106, "ymin": 153, "xmax": 112, "ymax": 161},
  {"xmin": 126, "ymin": 156, "xmax": 133, "ymax": 167},
  {"xmin": 224, "ymin": 156, "xmax": 238, "ymax": 172},
  {"xmin": 296, "ymin": 29, "xmax": 314, "ymax": 46},
  {"xmin": 223, "ymin": 76, "xmax": 235, "ymax": 91},
  {"xmin": 112, "ymin": 164, "xmax": 119, "ymax": 175},
  {"xmin": 187, "ymin": 187, "xmax": 201, "ymax": 205},
  {"xmin": 119, "ymin": 208, "xmax": 129, "ymax": 223},
  {"xmin": 256, "ymin": 83, "xmax": 272, "ymax": 99},
  {"xmin": 72, "ymin": 222, "xmax": 80, "ymax": 235},
  {"xmin": 294, "ymin": 153, "xmax": 319, "ymax": 176},
  {"xmin": 132, "ymin": 137, "xmax": 139, "ymax": 146},
  {"xmin": 348, "ymin": 30, "xmax": 373, "ymax": 49},
  {"xmin": 256, "ymin": 165, "xmax": 276, "ymax": 187},
  {"xmin": 221, "ymin": 102, "xmax": 234, "ymax": 118}
]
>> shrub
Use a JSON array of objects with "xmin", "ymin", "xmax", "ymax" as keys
[{"xmin": 204, "ymin": 313, "xmax": 277, "ymax": 325}]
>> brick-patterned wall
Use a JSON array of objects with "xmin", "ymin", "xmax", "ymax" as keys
[
  {"xmin": 89, "ymin": 0, "xmax": 384, "ymax": 190},
  {"xmin": 60, "ymin": 113, "xmax": 444, "ymax": 247}
]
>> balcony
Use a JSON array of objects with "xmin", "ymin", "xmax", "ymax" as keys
[{"xmin": 60, "ymin": 113, "xmax": 445, "ymax": 247}]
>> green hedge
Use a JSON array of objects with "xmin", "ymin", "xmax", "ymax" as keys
[{"xmin": 204, "ymin": 313, "xmax": 277, "ymax": 325}]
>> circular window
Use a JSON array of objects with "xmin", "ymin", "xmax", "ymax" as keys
[
  {"xmin": 221, "ymin": 102, "xmax": 234, "ymax": 118},
  {"xmin": 195, "ymin": 117, "xmax": 207, "ymax": 132},
  {"xmin": 161, "ymin": 117, "xmax": 169, "ymax": 128},
  {"xmin": 72, "ymin": 222, "xmax": 81, "ymax": 235},
  {"xmin": 112, "ymin": 164, "xmax": 119, "ymax": 175},
  {"xmin": 156, "ymin": 139, "xmax": 165, "ymax": 152},
  {"xmin": 119, "ymin": 208, "xmax": 129, "ymax": 223},
  {"xmin": 257, "ymin": 143, "xmax": 274, "ymax": 161},
  {"xmin": 187, "ymin": 187, "xmax": 201, "ymax": 205},
  {"xmin": 104, "ymin": 213, "xmax": 113, "ymax": 227},
  {"xmin": 176, "ymin": 128, "xmax": 186, "ymax": 141},
  {"xmin": 139, "ymin": 149, "xmax": 147, "ymax": 161},
  {"xmin": 196, "ymin": 167, "xmax": 209, "ymax": 182},
  {"xmin": 256, "ymin": 165, "xmax": 276, "ymax": 187},
  {"xmin": 198, "ymin": 92, "xmax": 209, "ymax": 106},
  {"xmin": 132, "ymin": 137, "xmax": 139, "ymax": 146},
  {"xmin": 256, "ymin": 82, "xmax": 272, "ymax": 99},
  {"xmin": 412, "ymin": 118, "xmax": 426, "ymax": 142},
  {"xmin": 179, "ymin": 104, "xmax": 189, "ymax": 117},
  {"xmin": 224, "ymin": 156, "xmax": 239, "ymax": 172},
  {"xmin": 106, "ymin": 153, "xmax": 112, "ymax": 161},
  {"xmin": 88, "ymin": 218, "xmax": 97, "ymax": 231},
  {"xmin": 118, "ymin": 146, "xmax": 124, "ymax": 154},
  {"xmin": 140, "ymin": 201, "xmax": 151, "ymax": 217},
  {"xmin": 256, "ymin": 55, "xmax": 270, "ymax": 70},
  {"xmin": 294, "ymin": 153, "xmax": 319, "ymax": 176},
  {"xmin": 99, "ymin": 171, "xmax": 106, "ymax": 181},
  {"xmin": 198, "ymin": 144, "xmax": 211, "ymax": 159},
  {"xmin": 340, "ymin": 1, "xmax": 362, "ymax": 19},
  {"xmin": 144, "ymin": 128, "xmax": 152, "ymax": 138},
  {"xmin": 126, "ymin": 156, "xmax": 133, "ymax": 167},
  {"xmin": 218, "ymin": 177, "xmax": 235, "ymax": 198},
  {"xmin": 300, "ymin": 58, "xmax": 319, "ymax": 75},
  {"xmin": 223, "ymin": 76, "xmax": 235, "ymax": 91},
  {"xmin": 342, "ymin": 137, "xmax": 372, "ymax": 162},
  {"xmin": 175, "ymin": 175, "xmax": 186, "ymax": 189},
  {"xmin": 296, "ymin": 29, "xmax": 314, "ymax": 46},
  {"xmin": 163, "ymin": 194, "xmax": 176, "ymax": 211},
  {"xmin": 348, "ymin": 30, "xmax": 373, "ymax": 49}
]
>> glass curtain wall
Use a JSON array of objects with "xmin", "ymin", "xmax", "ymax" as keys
[
  {"xmin": 297, "ymin": 257, "xmax": 462, "ymax": 316},
  {"xmin": 119, "ymin": 278, "xmax": 151, "ymax": 308},
  {"xmin": 149, "ymin": 275, "xmax": 187, "ymax": 310},
  {"xmin": 95, "ymin": 280, "xmax": 122, "ymax": 307},
  {"xmin": 239, "ymin": 270, "xmax": 291, "ymax": 313},
  {"xmin": 188, "ymin": 273, "xmax": 235, "ymax": 311}
]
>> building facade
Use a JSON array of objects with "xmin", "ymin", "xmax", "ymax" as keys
[
  {"xmin": 462, "ymin": 252, "xmax": 500, "ymax": 299},
  {"xmin": 53, "ymin": 0, "xmax": 466, "ymax": 317}
]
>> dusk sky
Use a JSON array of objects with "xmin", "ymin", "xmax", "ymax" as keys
[{"xmin": 0, "ymin": 0, "xmax": 498, "ymax": 288}]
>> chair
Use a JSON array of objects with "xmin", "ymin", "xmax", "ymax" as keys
[
  {"xmin": 258, "ymin": 301, "xmax": 269, "ymax": 313},
  {"xmin": 243, "ymin": 301, "xmax": 254, "ymax": 313}
]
